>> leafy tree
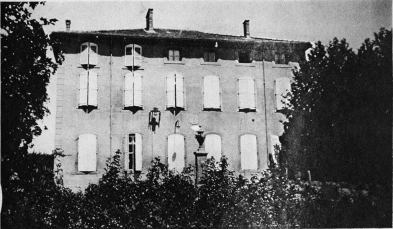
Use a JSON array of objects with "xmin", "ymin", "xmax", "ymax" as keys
[
  {"xmin": 1, "ymin": 2, "xmax": 62, "ymax": 182},
  {"xmin": 281, "ymin": 28, "xmax": 392, "ymax": 187}
]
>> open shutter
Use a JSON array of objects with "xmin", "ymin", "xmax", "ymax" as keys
[
  {"xmin": 135, "ymin": 133, "xmax": 142, "ymax": 171},
  {"xmin": 166, "ymin": 75, "xmax": 175, "ymax": 108},
  {"xmin": 80, "ymin": 43, "xmax": 89, "ymax": 65},
  {"xmin": 240, "ymin": 134, "xmax": 258, "ymax": 170},
  {"xmin": 276, "ymin": 77, "xmax": 291, "ymax": 111},
  {"xmin": 175, "ymin": 74, "xmax": 184, "ymax": 108},
  {"xmin": 134, "ymin": 73, "xmax": 142, "ymax": 107},
  {"xmin": 248, "ymin": 79, "xmax": 256, "ymax": 109},
  {"xmin": 78, "ymin": 133, "xmax": 97, "ymax": 172},
  {"xmin": 205, "ymin": 134, "xmax": 222, "ymax": 161},
  {"xmin": 238, "ymin": 78, "xmax": 248, "ymax": 109},
  {"xmin": 125, "ymin": 46, "xmax": 133, "ymax": 67},
  {"xmin": 79, "ymin": 71, "xmax": 88, "ymax": 106},
  {"xmin": 123, "ymin": 135, "xmax": 129, "ymax": 170},
  {"xmin": 211, "ymin": 76, "xmax": 220, "ymax": 108},
  {"xmin": 124, "ymin": 73, "xmax": 134, "ymax": 107},
  {"xmin": 88, "ymin": 71, "xmax": 98, "ymax": 107},
  {"xmin": 134, "ymin": 45, "xmax": 143, "ymax": 67},
  {"xmin": 270, "ymin": 135, "xmax": 280, "ymax": 165},
  {"xmin": 89, "ymin": 43, "xmax": 98, "ymax": 66},
  {"xmin": 203, "ymin": 76, "xmax": 211, "ymax": 108}
]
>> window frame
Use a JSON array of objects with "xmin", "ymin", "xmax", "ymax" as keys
[
  {"xmin": 124, "ymin": 44, "xmax": 143, "ymax": 68},
  {"xmin": 167, "ymin": 48, "xmax": 181, "ymax": 61},
  {"xmin": 204, "ymin": 133, "xmax": 222, "ymax": 163},
  {"xmin": 237, "ymin": 76, "xmax": 257, "ymax": 112},
  {"xmin": 78, "ymin": 70, "xmax": 98, "ymax": 108},
  {"xmin": 124, "ymin": 133, "xmax": 143, "ymax": 172},
  {"xmin": 80, "ymin": 42, "xmax": 98, "ymax": 66},
  {"xmin": 238, "ymin": 51, "xmax": 252, "ymax": 63},
  {"xmin": 77, "ymin": 133, "xmax": 97, "ymax": 173},
  {"xmin": 167, "ymin": 133, "xmax": 186, "ymax": 173},
  {"xmin": 274, "ymin": 77, "xmax": 291, "ymax": 112},
  {"xmin": 239, "ymin": 133, "xmax": 258, "ymax": 171},
  {"xmin": 165, "ymin": 73, "xmax": 186, "ymax": 110},
  {"xmin": 203, "ymin": 50, "xmax": 216, "ymax": 62},
  {"xmin": 202, "ymin": 75, "xmax": 222, "ymax": 111},
  {"xmin": 124, "ymin": 72, "xmax": 143, "ymax": 109}
]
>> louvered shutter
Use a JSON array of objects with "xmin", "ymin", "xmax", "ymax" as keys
[
  {"xmin": 79, "ymin": 71, "xmax": 88, "ymax": 106},
  {"xmin": 89, "ymin": 43, "xmax": 98, "ymax": 66},
  {"xmin": 275, "ymin": 78, "xmax": 291, "ymax": 111},
  {"xmin": 135, "ymin": 133, "xmax": 142, "ymax": 171},
  {"xmin": 203, "ymin": 76, "xmax": 212, "ymax": 108},
  {"xmin": 78, "ymin": 133, "xmax": 97, "ymax": 172},
  {"xmin": 123, "ymin": 135, "xmax": 129, "ymax": 170},
  {"xmin": 175, "ymin": 74, "xmax": 184, "ymax": 108},
  {"xmin": 88, "ymin": 71, "xmax": 98, "ymax": 107},
  {"xmin": 166, "ymin": 75, "xmax": 176, "ymax": 108},
  {"xmin": 134, "ymin": 73, "xmax": 142, "ymax": 107},
  {"xmin": 240, "ymin": 135, "xmax": 258, "ymax": 170},
  {"xmin": 248, "ymin": 79, "xmax": 256, "ymax": 109},
  {"xmin": 211, "ymin": 76, "xmax": 220, "ymax": 108},
  {"xmin": 270, "ymin": 135, "xmax": 280, "ymax": 164},
  {"xmin": 205, "ymin": 134, "xmax": 222, "ymax": 161},
  {"xmin": 80, "ymin": 44, "xmax": 89, "ymax": 65},
  {"xmin": 124, "ymin": 73, "xmax": 134, "ymax": 107},
  {"xmin": 238, "ymin": 78, "xmax": 248, "ymax": 109}
]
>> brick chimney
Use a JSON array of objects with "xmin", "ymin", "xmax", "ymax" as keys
[
  {"xmin": 146, "ymin": 9, "xmax": 154, "ymax": 31},
  {"xmin": 66, "ymin": 20, "xmax": 71, "ymax": 32},
  {"xmin": 243, "ymin": 20, "xmax": 250, "ymax": 38}
]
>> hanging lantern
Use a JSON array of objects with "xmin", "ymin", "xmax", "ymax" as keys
[{"xmin": 149, "ymin": 107, "xmax": 161, "ymax": 133}]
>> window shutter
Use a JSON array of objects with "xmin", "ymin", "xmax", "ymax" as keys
[
  {"xmin": 167, "ymin": 135, "xmax": 175, "ymax": 170},
  {"xmin": 125, "ymin": 46, "xmax": 133, "ymax": 67},
  {"xmin": 88, "ymin": 71, "xmax": 98, "ymax": 107},
  {"xmin": 238, "ymin": 78, "xmax": 248, "ymax": 109},
  {"xmin": 275, "ymin": 77, "xmax": 291, "ymax": 111},
  {"xmin": 175, "ymin": 74, "xmax": 184, "ymax": 108},
  {"xmin": 240, "ymin": 134, "xmax": 258, "ymax": 170},
  {"xmin": 205, "ymin": 134, "xmax": 222, "ymax": 162},
  {"xmin": 89, "ymin": 43, "xmax": 98, "ymax": 66},
  {"xmin": 135, "ymin": 133, "xmax": 142, "ymax": 171},
  {"xmin": 270, "ymin": 135, "xmax": 280, "ymax": 165},
  {"xmin": 124, "ymin": 73, "xmax": 134, "ymax": 107},
  {"xmin": 248, "ymin": 79, "xmax": 256, "ymax": 109},
  {"xmin": 123, "ymin": 135, "xmax": 129, "ymax": 170},
  {"xmin": 80, "ymin": 44, "xmax": 89, "ymax": 65},
  {"xmin": 134, "ymin": 73, "xmax": 143, "ymax": 107},
  {"xmin": 203, "ymin": 76, "xmax": 212, "ymax": 108},
  {"xmin": 204, "ymin": 75, "xmax": 219, "ymax": 109},
  {"xmin": 134, "ymin": 45, "xmax": 143, "ymax": 67},
  {"xmin": 168, "ymin": 50, "xmax": 174, "ymax": 61},
  {"xmin": 166, "ymin": 75, "xmax": 176, "ymax": 108},
  {"xmin": 79, "ymin": 71, "xmax": 88, "ymax": 106},
  {"xmin": 168, "ymin": 134, "xmax": 185, "ymax": 173},
  {"xmin": 78, "ymin": 133, "xmax": 97, "ymax": 172},
  {"xmin": 174, "ymin": 50, "xmax": 180, "ymax": 61},
  {"xmin": 211, "ymin": 76, "xmax": 220, "ymax": 108}
]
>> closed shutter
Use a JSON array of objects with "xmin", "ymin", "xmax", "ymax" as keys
[
  {"xmin": 89, "ymin": 43, "xmax": 98, "ymax": 66},
  {"xmin": 240, "ymin": 134, "xmax": 258, "ymax": 170},
  {"xmin": 270, "ymin": 135, "xmax": 280, "ymax": 165},
  {"xmin": 205, "ymin": 134, "xmax": 222, "ymax": 161},
  {"xmin": 168, "ymin": 134, "xmax": 185, "ymax": 172},
  {"xmin": 238, "ymin": 78, "xmax": 248, "ymax": 109},
  {"xmin": 134, "ymin": 73, "xmax": 143, "ymax": 107},
  {"xmin": 79, "ymin": 71, "xmax": 88, "ymax": 106},
  {"xmin": 80, "ymin": 44, "xmax": 89, "ymax": 65},
  {"xmin": 88, "ymin": 71, "xmax": 98, "ymax": 107},
  {"xmin": 175, "ymin": 74, "xmax": 184, "ymax": 108},
  {"xmin": 275, "ymin": 77, "xmax": 291, "ymax": 111},
  {"xmin": 135, "ymin": 133, "xmax": 142, "ymax": 171},
  {"xmin": 78, "ymin": 133, "xmax": 97, "ymax": 172},
  {"xmin": 248, "ymin": 79, "xmax": 256, "ymax": 109},
  {"xmin": 204, "ymin": 75, "xmax": 220, "ymax": 109},
  {"xmin": 166, "ymin": 75, "xmax": 176, "ymax": 108},
  {"xmin": 124, "ymin": 73, "xmax": 134, "ymax": 107}
]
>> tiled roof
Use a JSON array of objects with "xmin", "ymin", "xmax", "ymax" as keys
[{"xmin": 52, "ymin": 28, "xmax": 308, "ymax": 44}]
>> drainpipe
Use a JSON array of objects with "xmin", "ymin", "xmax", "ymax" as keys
[
  {"xmin": 262, "ymin": 55, "xmax": 270, "ymax": 168},
  {"xmin": 109, "ymin": 37, "xmax": 113, "ymax": 157}
]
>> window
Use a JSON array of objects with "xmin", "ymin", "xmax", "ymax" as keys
[
  {"xmin": 168, "ymin": 49, "xmax": 180, "ymax": 61},
  {"xmin": 240, "ymin": 134, "xmax": 258, "ymax": 170},
  {"xmin": 124, "ymin": 133, "xmax": 142, "ymax": 171},
  {"xmin": 203, "ymin": 75, "xmax": 221, "ymax": 110},
  {"xmin": 166, "ymin": 74, "xmax": 184, "ymax": 109},
  {"xmin": 79, "ymin": 70, "xmax": 98, "ymax": 107},
  {"xmin": 167, "ymin": 134, "xmax": 185, "ymax": 172},
  {"xmin": 124, "ymin": 72, "xmax": 143, "ymax": 108},
  {"xmin": 78, "ymin": 133, "xmax": 97, "ymax": 172},
  {"xmin": 204, "ymin": 51, "xmax": 216, "ymax": 62},
  {"xmin": 238, "ymin": 77, "xmax": 256, "ymax": 111},
  {"xmin": 205, "ymin": 134, "xmax": 222, "ymax": 162},
  {"xmin": 274, "ymin": 77, "xmax": 291, "ymax": 111},
  {"xmin": 274, "ymin": 53, "xmax": 286, "ymax": 64},
  {"xmin": 80, "ymin": 42, "xmax": 98, "ymax": 66},
  {"xmin": 239, "ymin": 51, "xmax": 252, "ymax": 63},
  {"xmin": 125, "ymin": 44, "xmax": 143, "ymax": 67},
  {"xmin": 270, "ymin": 135, "xmax": 280, "ymax": 166}
]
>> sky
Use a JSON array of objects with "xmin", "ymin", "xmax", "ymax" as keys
[{"xmin": 29, "ymin": 0, "xmax": 392, "ymax": 153}]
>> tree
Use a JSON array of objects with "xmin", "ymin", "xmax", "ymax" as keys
[
  {"xmin": 281, "ymin": 28, "xmax": 392, "ymax": 186},
  {"xmin": 1, "ymin": 2, "xmax": 63, "ymax": 182}
]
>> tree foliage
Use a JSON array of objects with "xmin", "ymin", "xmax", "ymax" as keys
[
  {"xmin": 1, "ymin": 2, "xmax": 62, "ymax": 181},
  {"xmin": 281, "ymin": 28, "xmax": 392, "ymax": 187}
]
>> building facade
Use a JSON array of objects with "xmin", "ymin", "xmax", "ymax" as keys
[{"xmin": 51, "ymin": 9, "xmax": 310, "ymax": 190}]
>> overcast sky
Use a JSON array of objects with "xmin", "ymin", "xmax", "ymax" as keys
[{"xmin": 30, "ymin": 0, "xmax": 391, "ymax": 153}]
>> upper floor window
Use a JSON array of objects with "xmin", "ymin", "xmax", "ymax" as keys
[
  {"xmin": 79, "ymin": 70, "xmax": 98, "ymax": 108},
  {"xmin": 168, "ymin": 49, "xmax": 180, "ymax": 61},
  {"xmin": 204, "ymin": 51, "xmax": 216, "ymax": 62},
  {"xmin": 124, "ymin": 133, "xmax": 142, "ymax": 171},
  {"xmin": 203, "ymin": 75, "xmax": 221, "ymax": 111},
  {"xmin": 78, "ymin": 133, "xmax": 97, "ymax": 172},
  {"xmin": 166, "ymin": 74, "xmax": 185, "ymax": 109},
  {"xmin": 274, "ymin": 53, "xmax": 286, "ymax": 64},
  {"xmin": 125, "ymin": 44, "xmax": 143, "ymax": 68},
  {"xmin": 238, "ymin": 51, "xmax": 252, "ymax": 63},
  {"xmin": 80, "ymin": 42, "xmax": 98, "ymax": 66},
  {"xmin": 238, "ymin": 77, "xmax": 256, "ymax": 111},
  {"xmin": 167, "ymin": 134, "xmax": 185, "ymax": 172},
  {"xmin": 124, "ymin": 72, "xmax": 143, "ymax": 108},
  {"xmin": 274, "ymin": 77, "xmax": 291, "ymax": 111},
  {"xmin": 205, "ymin": 134, "xmax": 222, "ymax": 162},
  {"xmin": 240, "ymin": 134, "xmax": 258, "ymax": 170}
]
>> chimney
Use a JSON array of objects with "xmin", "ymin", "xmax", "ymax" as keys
[
  {"xmin": 145, "ymin": 9, "xmax": 154, "ymax": 31},
  {"xmin": 65, "ymin": 20, "xmax": 71, "ymax": 32},
  {"xmin": 243, "ymin": 20, "xmax": 250, "ymax": 38}
]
